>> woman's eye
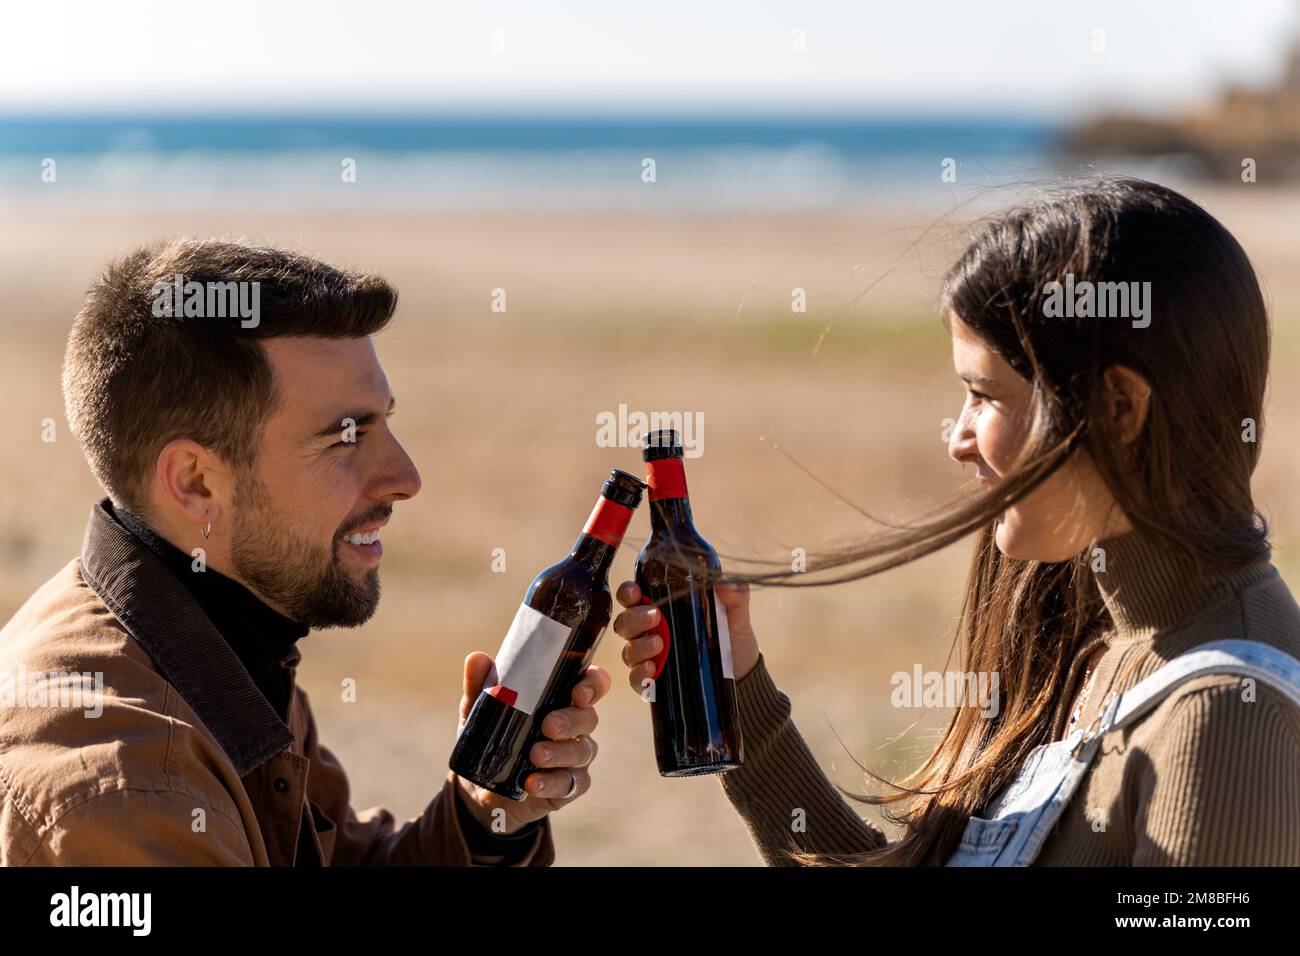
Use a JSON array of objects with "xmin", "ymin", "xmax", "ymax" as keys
[{"xmin": 967, "ymin": 388, "xmax": 990, "ymax": 402}]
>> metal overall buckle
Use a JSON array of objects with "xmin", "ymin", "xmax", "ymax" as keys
[{"xmin": 1071, "ymin": 689, "xmax": 1121, "ymax": 760}]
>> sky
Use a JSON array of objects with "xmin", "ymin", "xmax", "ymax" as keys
[{"xmin": 2, "ymin": 0, "xmax": 1297, "ymax": 117}]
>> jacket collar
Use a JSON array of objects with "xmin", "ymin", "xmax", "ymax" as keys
[{"xmin": 79, "ymin": 497, "xmax": 295, "ymax": 776}]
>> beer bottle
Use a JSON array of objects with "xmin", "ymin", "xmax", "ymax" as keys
[
  {"xmin": 634, "ymin": 429, "xmax": 743, "ymax": 776},
  {"xmin": 450, "ymin": 468, "xmax": 646, "ymax": 800}
]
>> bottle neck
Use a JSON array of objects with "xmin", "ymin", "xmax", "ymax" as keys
[
  {"xmin": 571, "ymin": 494, "xmax": 635, "ymax": 574},
  {"xmin": 649, "ymin": 496, "xmax": 694, "ymax": 531},
  {"xmin": 646, "ymin": 457, "xmax": 694, "ymax": 532},
  {"xmin": 571, "ymin": 535, "xmax": 618, "ymax": 574}
]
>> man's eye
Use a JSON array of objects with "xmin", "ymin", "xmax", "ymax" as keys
[{"xmin": 331, "ymin": 432, "xmax": 365, "ymax": 449}]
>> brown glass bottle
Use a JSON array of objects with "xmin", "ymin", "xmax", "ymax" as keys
[
  {"xmin": 450, "ymin": 468, "xmax": 646, "ymax": 800},
  {"xmin": 634, "ymin": 429, "xmax": 743, "ymax": 776}
]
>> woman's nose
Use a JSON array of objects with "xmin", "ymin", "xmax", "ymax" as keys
[{"xmin": 948, "ymin": 419, "xmax": 977, "ymax": 466}]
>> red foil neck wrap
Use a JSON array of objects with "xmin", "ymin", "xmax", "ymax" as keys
[
  {"xmin": 647, "ymin": 458, "xmax": 689, "ymax": 501},
  {"xmin": 582, "ymin": 497, "xmax": 635, "ymax": 547}
]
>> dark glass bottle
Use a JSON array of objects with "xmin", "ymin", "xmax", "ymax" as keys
[
  {"xmin": 634, "ymin": 429, "xmax": 743, "ymax": 776},
  {"xmin": 450, "ymin": 468, "xmax": 646, "ymax": 800}
]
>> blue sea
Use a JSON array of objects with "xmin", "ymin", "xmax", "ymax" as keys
[{"xmin": 0, "ymin": 114, "xmax": 1164, "ymax": 212}]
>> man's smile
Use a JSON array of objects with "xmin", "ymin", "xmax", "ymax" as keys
[{"xmin": 339, "ymin": 515, "xmax": 389, "ymax": 565}]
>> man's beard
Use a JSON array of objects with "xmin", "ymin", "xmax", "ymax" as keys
[{"xmin": 228, "ymin": 471, "xmax": 381, "ymax": 628}]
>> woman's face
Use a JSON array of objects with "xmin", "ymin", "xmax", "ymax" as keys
[{"xmin": 947, "ymin": 313, "xmax": 1129, "ymax": 562}]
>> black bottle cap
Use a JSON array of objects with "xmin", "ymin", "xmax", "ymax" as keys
[
  {"xmin": 642, "ymin": 429, "xmax": 684, "ymax": 462},
  {"xmin": 602, "ymin": 468, "xmax": 647, "ymax": 508}
]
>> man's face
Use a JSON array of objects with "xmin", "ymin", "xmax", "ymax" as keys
[{"xmin": 229, "ymin": 336, "xmax": 421, "ymax": 627}]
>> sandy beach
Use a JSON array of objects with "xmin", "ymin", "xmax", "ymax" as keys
[{"xmin": 3, "ymin": 185, "xmax": 1298, "ymax": 864}]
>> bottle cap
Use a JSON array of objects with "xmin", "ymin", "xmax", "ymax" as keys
[
  {"xmin": 602, "ymin": 468, "xmax": 647, "ymax": 508},
  {"xmin": 642, "ymin": 429, "xmax": 684, "ymax": 462}
]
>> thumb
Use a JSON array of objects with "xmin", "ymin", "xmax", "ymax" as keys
[
  {"xmin": 715, "ymin": 577, "xmax": 754, "ymax": 636},
  {"xmin": 460, "ymin": 652, "xmax": 495, "ymax": 724},
  {"xmin": 615, "ymin": 580, "xmax": 642, "ymax": 609}
]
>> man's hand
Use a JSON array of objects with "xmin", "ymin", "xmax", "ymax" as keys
[{"xmin": 452, "ymin": 651, "xmax": 609, "ymax": 834}]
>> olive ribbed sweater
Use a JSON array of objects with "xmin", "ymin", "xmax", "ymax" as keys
[{"xmin": 718, "ymin": 526, "xmax": 1300, "ymax": 865}]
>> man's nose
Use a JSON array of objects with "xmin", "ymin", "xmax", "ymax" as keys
[{"xmin": 375, "ymin": 435, "xmax": 422, "ymax": 501}]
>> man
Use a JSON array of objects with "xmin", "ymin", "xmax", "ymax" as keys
[{"xmin": 0, "ymin": 239, "xmax": 607, "ymax": 865}]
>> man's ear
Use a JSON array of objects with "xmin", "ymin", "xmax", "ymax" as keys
[
  {"xmin": 154, "ymin": 439, "xmax": 233, "ymax": 534},
  {"xmin": 1102, "ymin": 364, "xmax": 1153, "ymax": 446}
]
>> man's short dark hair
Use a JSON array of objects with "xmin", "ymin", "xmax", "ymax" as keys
[{"xmin": 63, "ymin": 238, "xmax": 398, "ymax": 516}]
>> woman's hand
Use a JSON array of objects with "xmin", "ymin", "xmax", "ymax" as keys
[{"xmin": 613, "ymin": 578, "xmax": 760, "ymax": 692}]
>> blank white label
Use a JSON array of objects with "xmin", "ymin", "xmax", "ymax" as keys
[
  {"xmin": 714, "ymin": 585, "xmax": 735, "ymax": 679},
  {"xmin": 487, "ymin": 603, "xmax": 573, "ymax": 716}
]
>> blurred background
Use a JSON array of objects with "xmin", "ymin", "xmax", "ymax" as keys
[{"xmin": 2, "ymin": 1, "xmax": 1299, "ymax": 865}]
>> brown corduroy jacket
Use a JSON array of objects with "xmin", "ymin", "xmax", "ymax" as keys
[{"xmin": 0, "ymin": 500, "xmax": 555, "ymax": 866}]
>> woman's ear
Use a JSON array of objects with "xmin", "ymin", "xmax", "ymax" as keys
[{"xmin": 1102, "ymin": 364, "xmax": 1153, "ymax": 445}]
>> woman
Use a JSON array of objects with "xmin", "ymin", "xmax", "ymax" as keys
[{"xmin": 613, "ymin": 178, "xmax": 1300, "ymax": 866}]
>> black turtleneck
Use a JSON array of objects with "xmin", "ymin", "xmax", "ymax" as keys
[{"xmin": 108, "ymin": 502, "xmax": 309, "ymax": 719}]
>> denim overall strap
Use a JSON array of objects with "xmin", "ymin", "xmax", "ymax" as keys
[
  {"xmin": 1094, "ymin": 639, "xmax": 1300, "ymax": 738},
  {"xmin": 945, "ymin": 639, "xmax": 1300, "ymax": 866}
]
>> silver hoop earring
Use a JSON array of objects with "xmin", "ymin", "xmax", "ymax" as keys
[{"xmin": 201, "ymin": 520, "xmax": 212, "ymax": 540}]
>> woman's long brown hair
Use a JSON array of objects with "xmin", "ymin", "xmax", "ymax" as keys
[{"xmin": 722, "ymin": 177, "xmax": 1272, "ymax": 865}]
